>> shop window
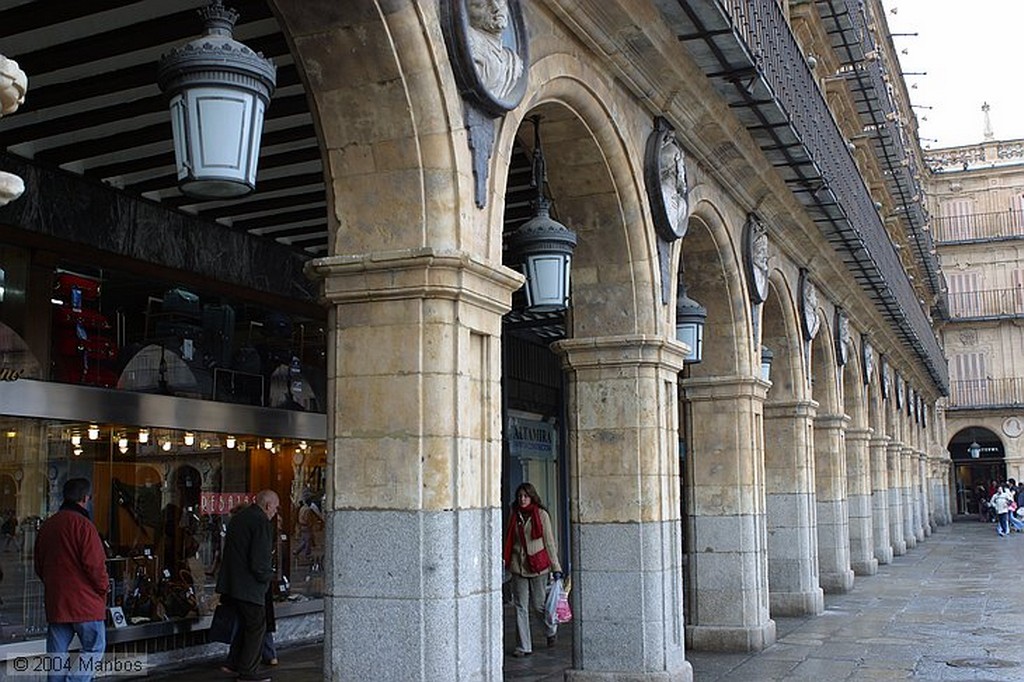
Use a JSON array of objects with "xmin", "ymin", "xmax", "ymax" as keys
[{"xmin": 0, "ymin": 419, "xmax": 326, "ymax": 644}]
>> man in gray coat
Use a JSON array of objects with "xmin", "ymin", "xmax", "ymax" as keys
[{"xmin": 216, "ymin": 489, "xmax": 279, "ymax": 682}]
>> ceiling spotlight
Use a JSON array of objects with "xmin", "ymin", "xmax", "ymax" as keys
[
  {"xmin": 87, "ymin": 424, "xmax": 100, "ymax": 440},
  {"xmin": 71, "ymin": 433, "xmax": 82, "ymax": 447},
  {"xmin": 73, "ymin": 447, "xmax": 83, "ymax": 457},
  {"xmin": 138, "ymin": 429, "xmax": 150, "ymax": 444},
  {"xmin": 184, "ymin": 432, "xmax": 195, "ymax": 447},
  {"xmin": 225, "ymin": 435, "xmax": 236, "ymax": 449},
  {"xmin": 5, "ymin": 430, "xmax": 15, "ymax": 439},
  {"xmin": 298, "ymin": 440, "xmax": 308, "ymax": 451},
  {"xmin": 162, "ymin": 440, "xmax": 173, "ymax": 452},
  {"xmin": 264, "ymin": 438, "xmax": 274, "ymax": 450},
  {"xmin": 118, "ymin": 437, "xmax": 129, "ymax": 454}
]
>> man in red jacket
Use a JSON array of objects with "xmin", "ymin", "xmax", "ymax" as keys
[{"xmin": 35, "ymin": 477, "xmax": 109, "ymax": 680}]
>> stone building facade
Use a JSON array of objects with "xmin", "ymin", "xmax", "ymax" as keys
[
  {"xmin": 0, "ymin": 1, "xmax": 955, "ymax": 680},
  {"xmin": 927, "ymin": 136, "xmax": 1024, "ymax": 512},
  {"xmin": 292, "ymin": 0, "xmax": 949, "ymax": 679}
]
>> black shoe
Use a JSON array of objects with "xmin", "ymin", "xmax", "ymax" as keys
[
  {"xmin": 547, "ymin": 635, "xmax": 557, "ymax": 646},
  {"xmin": 512, "ymin": 648, "xmax": 532, "ymax": 657}
]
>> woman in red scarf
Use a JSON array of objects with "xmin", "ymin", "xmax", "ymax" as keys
[{"xmin": 503, "ymin": 482, "xmax": 562, "ymax": 657}]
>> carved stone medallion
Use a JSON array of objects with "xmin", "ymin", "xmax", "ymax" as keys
[
  {"xmin": 744, "ymin": 214, "xmax": 769, "ymax": 304},
  {"xmin": 834, "ymin": 308, "xmax": 850, "ymax": 366},
  {"xmin": 800, "ymin": 269, "xmax": 820, "ymax": 341},
  {"xmin": 862, "ymin": 336, "xmax": 874, "ymax": 386},
  {"xmin": 645, "ymin": 117, "xmax": 689, "ymax": 242}
]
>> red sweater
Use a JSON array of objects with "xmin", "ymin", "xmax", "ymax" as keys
[{"xmin": 34, "ymin": 505, "xmax": 109, "ymax": 623}]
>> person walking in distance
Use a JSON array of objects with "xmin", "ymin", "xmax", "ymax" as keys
[
  {"xmin": 503, "ymin": 482, "xmax": 562, "ymax": 657},
  {"xmin": 217, "ymin": 490, "xmax": 280, "ymax": 682},
  {"xmin": 34, "ymin": 477, "xmax": 109, "ymax": 681}
]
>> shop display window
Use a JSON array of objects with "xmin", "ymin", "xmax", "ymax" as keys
[
  {"xmin": 36, "ymin": 260, "xmax": 328, "ymax": 413},
  {"xmin": 0, "ymin": 418, "xmax": 326, "ymax": 643}
]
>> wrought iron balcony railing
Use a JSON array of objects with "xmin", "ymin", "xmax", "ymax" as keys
[
  {"xmin": 934, "ymin": 209, "xmax": 1024, "ymax": 243},
  {"xmin": 667, "ymin": 0, "xmax": 949, "ymax": 392},
  {"xmin": 948, "ymin": 378, "xmax": 1024, "ymax": 409},
  {"xmin": 947, "ymin": 287, "xmax": 1024, "ymax": 319}
]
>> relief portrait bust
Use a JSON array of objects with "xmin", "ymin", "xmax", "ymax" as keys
[
  {"xmin": 467, "ymin": 0, "xmax": 523, "ymax": 101},
  {"xmin": 442, "ymin": 0, "xmax": 529, "ymax": 114}
]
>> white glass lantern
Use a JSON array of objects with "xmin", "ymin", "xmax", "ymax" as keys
[
  {"xmin": 676, "ymin": 272, "xmax": 707, "ymax": 364},
  {"xmin": 158, "ymin": 1, "xmax": 276, "ymax": 198},
  {"xmin": 509, "ymin": 117, "xmax": 577, "ymax": 312},
  {"xmin": 968, "ymin": 441, "xmax": 981, "ymax": 459},
  {"xmin": 760, "ymin": 345, "xmax": 774, "ymax": 382},
  {"xmin": 512, "ymin": 201, "xmax": 577, "ymax": 311}
]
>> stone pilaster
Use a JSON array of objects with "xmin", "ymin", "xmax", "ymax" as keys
[
  {"xmin": 901, "ymin": 447, "xmax": 918, "ymax": 548},
  {"xmin": 682, "ymin": 376, "xmax": 775, "ymax": 652},
  {"xmin": 886, "ymin": 441, "xmax": 907, "ymax": 556},
  {"xmin": 812, "ymin": 414, "xmax": 854, "ymax": 593},
  {"xmin": 869, "ymin": 436, "xmax": 893, "ymax": 565},
  {"xmin": 309, "ymin": 250, "xmax": 522, "ymax": 682},
  {"xmin": 763, "ymin": 400, "xmax": 823, "ymax": 616},
  {"xmin": 556, "ymin": 335, "xmax": 693, "ymax": 682},
  {"xmin": 845, "ymin": 428, "xmax": 876, "ymax": 576}
]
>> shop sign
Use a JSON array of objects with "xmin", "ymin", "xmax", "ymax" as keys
[
  {"xmin": 508, "ymin": 417, "xmax": 556, "ymax": 461},
  {"xmin": 200, "ymin": 491, "xmax": 257, "ymax": 515}
]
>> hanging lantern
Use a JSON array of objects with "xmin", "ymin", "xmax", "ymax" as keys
[
  {"xmin": 509, "ymin": 117, "xmax": 577, "ymax": 312},
  {"xmin": 157, "ymin": 1, "xmax": 276, "ymax": 198},
  {"xmin": 675, "ymin": 270, "xmax": 706, "ymax": 364},
  {"xmin": 760, "ymin": 345, "xmax": 774, "ymax": 382}
]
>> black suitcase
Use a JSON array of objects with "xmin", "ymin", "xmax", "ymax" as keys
[
  {"xmin": 162, "ymin": 288, "xmax": 201, "ymax": 319},
  {"xmin": 202, "ymin": 303, "xmax": 236, "ymax": 367}
]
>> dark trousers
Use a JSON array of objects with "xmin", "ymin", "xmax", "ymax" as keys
[{"xmin": 227, "ymin": 599, "xmax": 267, "ymax": 678}]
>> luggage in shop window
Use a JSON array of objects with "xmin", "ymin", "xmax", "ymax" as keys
[
  {"xmin": 55, "ymin": 334, "xmax": 117, "ymax": 361},
  {"xmin": 53, "ymin": 306, "xmax": 111, "ymax": 330},
  {"xmin": 263, "ymin": 311, "xmax": 293, "ymax": 339},
  {"xmin": 153, "ymin": 320, "xmax": 205, "ymax": 362},
  {"xmin": 54, "ymin": 272, "xmax": 101, "ymax": 301},
  {"xmin": 202, "ymin": 303, "xmax": 236, "ymax": 367},
  {"xmin": 161, "ymin": 288, "xmax": 201, "ymax": 319},
  {"xmin": 232, "ymin": 346, "xmax": 262, "ymax": 375}
]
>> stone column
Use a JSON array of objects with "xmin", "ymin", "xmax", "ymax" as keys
[
  {"xmin": 813, "ymin": 414, "xmax": 854, "ymax": 593},
  {"xmin": 310, "ymin": 250, "xmax": 522, "ymax": 682},
  {"xmin": 845, "ymin": 428, "xmax": 876, "ymax": 576},
  {"xmin": 763, "ymin": 400, "xmax": 823, "ymax": 616},
  {"xmin": 683, "ymin": 376, "xmax": 775, "ymax": 652},
  {"xmin": 901, "ymin": 447, "xmax": 918, "ymax": 548},
  {"xmin": 933, "ymin": 458, "xmax": 952, "ymax": 526},
  {"xmin": 886, "ymin": 441, "xmax": 906, "ymax": 556},
  {"xmin": 869, "ymin": 436, "xmax": 892, "ymax": 565},
  {"xmin": 918, "ymin": 451, "xmax": 932, "ymax": 537},
  {"xmin": 556, "ymin": 336, "xmax": 693, "ymax": 682}
]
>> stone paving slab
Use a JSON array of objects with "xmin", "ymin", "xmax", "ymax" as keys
[{"xmin": 130, "ymin": 519, "xmax": 1024, "ymax": 681}]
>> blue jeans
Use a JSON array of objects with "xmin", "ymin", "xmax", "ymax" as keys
[
  {"xmin": 46, "ymin": 620, "xmax": 106, "ymax": 681},
  {"xmin": 997, "ymin": 512, "xmax": 1010, "ymax": 535}
]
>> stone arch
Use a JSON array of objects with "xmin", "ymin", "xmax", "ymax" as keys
[
  {"xmin": 948, "ymin": 425, "xmax": 1006, "ymax": 516},
  {"xmin": 498, "ymin": 69, "xmax": 662, "ymax": 336},
  {"xmin": 809, "ymin": 311, "xmax": 839, "ymax": 416},
  {"xmin": 680, "ymin": 193, "xmax": 754, "ymax": 377},
  {"xmin": 762, "ymin": 270, "xmax": 806, "ymax": 401},
  {"xmin": 271, "ymin": 0, "xmax": 473, "ymax": 258}
]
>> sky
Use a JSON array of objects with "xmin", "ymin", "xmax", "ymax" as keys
[{"xmin": 881, "ymin": 0, "xmax": 1024, "ymax": 149}]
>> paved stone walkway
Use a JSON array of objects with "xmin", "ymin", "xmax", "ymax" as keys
[{"xmin": 134, "ymin": 518, "xmax": 1024, "ymax": 681}]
